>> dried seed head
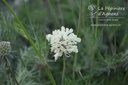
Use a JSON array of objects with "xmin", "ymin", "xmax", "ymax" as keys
[{"xmin": 0, "ymin": 41, "xmax": 11, "ymax": 57}]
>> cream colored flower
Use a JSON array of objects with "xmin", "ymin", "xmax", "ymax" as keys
[{"xmin": 46, "ymin": 26, "xmax": 81, "ymax": 61}]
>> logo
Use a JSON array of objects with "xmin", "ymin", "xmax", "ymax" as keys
[
  {"xmin": 88, "ymin": 4, "xmax": 97, "ymax": 17},
  {"xmin": 88, "ymin": 4, "xmax": 125, "ymax": 27}
]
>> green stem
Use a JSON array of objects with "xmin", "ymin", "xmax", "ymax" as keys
[
  {"xmin": 3, "ymin": 57, "xmax": 19, "ymax": 85},
  {"xmin": 77, "ymin": 0, "xmax": 82, "ymax": 36},
  {"xmin": 95, "ymin": 0, "xmax": 99, "ymax": 37},
  {"xmin": 67, "ymin": 0, "xmax": 77, "ymax": 28},
  {"xmin": 45, "ymin": 66, "xmax": 56, "ymax": 85},
  {"xmin": 47, "ymin": 0, "xmax": 60, "ymax": 27},
  {"xmin": 57, "ymin": 0, "xmax": 64, "ymax": 25},
  {"xmin": 2, "ymin": 0, "xmax": 56, "ymax": 85},
  {"xmin": 78, "ymin": 71, "xmax": 84, "ymax": 79},
  {"xmin": 73, "ymin": 0, "xmax": 82, "ymax": 79},
  {"xmin": 73, "ymin": 54, "xmax": 77, "ymax": 79},
  {"xmin": 120, "ymin": 33, "xmax": 128, "ymax": 48},
  {"xmin": 62, "ymin": 56, "xmax": 66, "ymax": 85},
  {"xmin": 90, "ymin": 15, "xmax": 94, "ymax": 32},
  {"xmin": 2, "ymin": 0, "xmax": 40, "ymax": 57}
]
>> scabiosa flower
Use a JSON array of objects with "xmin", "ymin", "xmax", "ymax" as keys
[
  {"xmin": 0, "ymin": 41, "xmax": 11, "ymax": 57},
  {"xmin": 46, "ymin": 26, "xmax": 81, "ymax": 61}
]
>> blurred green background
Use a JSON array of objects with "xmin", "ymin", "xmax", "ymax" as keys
[{"xmin": 0, "ymin": 0, "xmax": 128, "ymax": 85}]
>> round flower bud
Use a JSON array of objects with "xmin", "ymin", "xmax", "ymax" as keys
[{"xmin": 0, "ymin": 41, "xmax": 11, "ymax": 57}]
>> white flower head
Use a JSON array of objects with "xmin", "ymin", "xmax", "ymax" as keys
[{"xmin": 46, "ymin": 26, "xmax": 81, "ymax": 61}]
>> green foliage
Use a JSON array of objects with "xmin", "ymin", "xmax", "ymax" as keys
[{"xmin": 0, "ymin": 0, "xmax": 128, "ymax": 85}]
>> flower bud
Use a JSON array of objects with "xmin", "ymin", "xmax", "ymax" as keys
[{"xmin": 0, "ymin": 41, "xmax": 11, "ymax": 57}]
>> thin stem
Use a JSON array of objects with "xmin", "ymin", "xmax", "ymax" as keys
[
  {"xmin": 90, "ymin": 16, "xmax": 94, "ymax": 32},
  {"xmin": 62, "ymin": 56, "xmax": 66, "ymax": 85},
  {"xmin": 95, "ymin": 0, "xmax": 99, "ymax": 37},
  {"xmin": 67, "ymin": 0, "xmax": 77, "ymax": 28},
  {"xmin": 78, "ymin": 71, "xmax": 84, "ymax": 79},
  {"xmin": 73, "ymin": 54, "xmax": 77, "ymax": 79},
  {"xmin": 73, "ymin": 0, "xmax": 82, "ymax": 79},
  {"xmin": 120, "ymin": 33, "xmax": 128, "ymax": 48},
  {"xmin": 57, "ymin": 0, "xmax": 64, "ymax": 25},
  {"xmin": 2, "ymin": 0, "xmax": 56, "ymax": 85},
  {"xmin": 77, "ymin": 0, "xmax": 82, "ymax": 36},
  {"xmin": 45, "ymin": 66, "xmax": 56, "ymax": 85},
  {"xmin": 47, "ymin": 0, "xmax": 60, "ymax": 27},
  {"xmin": 3, "ymin": 57, "xmax": 19, "ymax": 85}
]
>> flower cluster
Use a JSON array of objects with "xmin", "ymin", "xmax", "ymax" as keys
[
  {"xmin": 46, "ymin": 26, "xmax": 81, "ymax": 61},
  {"xmin": 0, "ymin": 41, "xmax": 11, "ymax": 57}
]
